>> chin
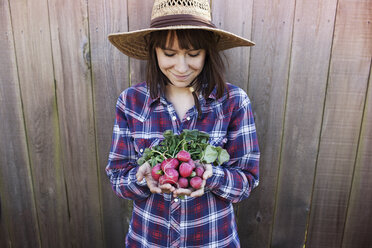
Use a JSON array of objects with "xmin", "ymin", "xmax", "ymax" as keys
[{"xmin": 170, "ymin": 81, "xmax": 191, "ymax": 88}]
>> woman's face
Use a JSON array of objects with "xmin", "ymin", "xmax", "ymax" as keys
[{"xmin": 155, "ymin": 34, "xmax": 206, "ymax": 89}]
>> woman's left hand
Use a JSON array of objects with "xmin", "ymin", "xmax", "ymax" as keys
[{"xmin": 172, "ymin": 163, "xmax": 213, "ymax": 198}]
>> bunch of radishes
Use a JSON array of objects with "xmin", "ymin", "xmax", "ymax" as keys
[
  {"xmin": 137, "ymin": 129, "xmax": 230, "ymax": 190},
  {"xmin": 151, "ymin": 150, "xmax": 205, "ymax": 189}
]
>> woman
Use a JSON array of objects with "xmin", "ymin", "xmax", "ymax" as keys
[{"xmin": 106, "ymin": 1, "xmax": 260, "ymax": 247}]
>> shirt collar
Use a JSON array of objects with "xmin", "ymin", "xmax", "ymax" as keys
[
  {"xmin": 207, "ymin": 86, "xmax": 218, "ymax": 100},
  {"xmin": 147, "ymin": 95, "xmax": 160, "ymax": 106},
  {"xmin": 146, "ymin": 84, "xmax": 220, "ymax": 107}
]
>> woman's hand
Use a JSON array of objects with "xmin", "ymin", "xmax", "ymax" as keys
[
  {"xmin": 137, "ymin": 162, "xmax": 213, "ymax": 197},
  {"xmin": 136, "ymin": 162, "xmax": 177, "ymax": 194},
  {"xmin": 173, "ymin": 163, "xmax": 213, "ymax": 198},
  {"xmin": 136, "ymin": 162, "xmax": 162, "ymax": 194}
]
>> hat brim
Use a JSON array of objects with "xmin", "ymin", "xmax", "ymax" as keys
[{"xmin": 108, "ymin": 25, "xmax": 255, "ymax": 60}]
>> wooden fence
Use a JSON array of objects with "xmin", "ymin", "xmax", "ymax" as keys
[{"xmin": 0, "ymin": 0, "xmax": 371, "ymax": 247}]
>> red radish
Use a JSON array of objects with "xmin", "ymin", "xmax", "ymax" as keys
[
  {"xmin": 159, "ymin": 168, "xmax": 179, "ymax": 185},
  {"xmin": 161, "ymin": 158, "xmax": 179, "ymax": 171},
  {"xmin": 178, "ymin": 177, "xmax": 189, "ymax": 188},
  {"xmin": 195, "ymin": 166, "xmax": 205, "ymax": 177},
  {"xmin": 188, "ymin": 159, "xmax": 196, "ymax": 170},
  {"xmin": 179, "ymin": 162, "xmax": 193, "ymax": 178},
  {"xmin": 190, "ymin": 176, "xmax": 203, "ymax": 189},
  {"xmin": 159, "ymin": 175, "xmax": 172, "ymax": 185},
  {"xmin": 151, "ymin": 163, "xmax": 163, "ymax": 181},
  {"xmin": 177, "ymin": 150, "xmax": 191, "ymax": 162}
]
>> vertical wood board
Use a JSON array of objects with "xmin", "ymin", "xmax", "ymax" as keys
[
  {"xmin": 0, "ymin": 0, "xmax": 40, "ymax": 246},
  {"xmin": 341, "ymin": 62, "xmax": 372, "ymax": 248},
  {"xmin": 271, "ymin": 0, "xmax": 338, "ymax": 247},
  {"xmin": 306, "ymin": 0, "xmax": 372, "ymax": 247},
  {"xmin": 211, "ymin": 0, "xmax": 253, "ymax": 92},
  {"xmin": 127, "ymin": 0, "xmax": 153, "ymax": 85},
  {"xmin": 88, "ymin": 0, "xmax": 132, "ymax": 246},
  {"xmin": 7, "ymin": 0, "xmax": 70, "ymax": 246},
  {"xmin": 47, "ymin": 0, "xmax": 103, "ymax": 246},
  {"xmin": 239, "ymin": 0, "xmax": 295, "ymax": 246},
  {"xmin": 210, "ymin": 0, "xmax": 254, "ymax": 232}
]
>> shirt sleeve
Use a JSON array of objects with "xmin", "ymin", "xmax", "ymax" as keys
[
  {"xmin": 106, "ymin": 93, "xmax": 151, "ymax": 201},
  {"xmin": 205, "ymin": 94, "xmax": 260, "ymax": 203}
]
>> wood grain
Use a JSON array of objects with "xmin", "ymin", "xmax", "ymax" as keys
[
  {"xmin": 0, "ymin": 0, "xmax": 40, "ymax": 247},
  {"xmin": 270, "ymin": 0, "xmax": 338, "ymax": 247},
  {"xmin": 47, "ymin": 0, "xmax": 103, "ymax": 246},
  {"xmin": 211, "ymin": 0, "xmax": 253, "ymax": 92},
  {"xmin": 88, "ymin": 0, "xmax": 132, "ymax": 246},
  {"xmin": 127, "ymin": 0, "xmax": 153, "ymax": 85},
  {"xmin": 237, "ymin": 0, "xmax": 295, "ymax": 246},
  {"xmin": 306, "ymin": 0, "xmax": 372, "ymax": 247},
  {"xmin": 7, "ymin": 0, "xmax": 70, "ymax": 246},
  {"xmin": 342, "ymin": 62, "xmax": 372, "ymax": 248}
]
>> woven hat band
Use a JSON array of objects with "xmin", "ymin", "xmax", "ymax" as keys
[{"xmin": 150, "ymin": 14, "xmax": 216, "ymax": 28}]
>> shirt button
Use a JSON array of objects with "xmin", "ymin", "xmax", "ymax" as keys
[
  {"xmin": 140, "ymin": 148, "xmax": 144, "ymax": 153},
  {"xmin": 172, "ymin": 116, "xmax": 177, "ymax": 121},
  {"xmin": 186, "ymin": 116, "xmax": 191, "ymax": 121}
]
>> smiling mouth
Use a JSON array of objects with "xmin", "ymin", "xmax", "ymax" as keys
[{"xmin": 172, "ymin": 73, "xmax": 191, "ymax": 81}]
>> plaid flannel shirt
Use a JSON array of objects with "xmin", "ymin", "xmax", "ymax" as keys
[{"xmin": 106, "ymin": 82, "xmax": 259, "ymax": 248}]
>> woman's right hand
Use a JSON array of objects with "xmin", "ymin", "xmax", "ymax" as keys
[{"xmin": 136, "ymin": 162, "xmax": 162, "ymax": 194}]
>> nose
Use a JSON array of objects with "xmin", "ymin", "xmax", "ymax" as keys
[{"xmin": 174, "ymin": 55, "xmax": 188, "ymax": 74}]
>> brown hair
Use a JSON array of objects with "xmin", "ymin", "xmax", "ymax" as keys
[{"xmin": 145, "ymin": 29, "xmax": 227, "ymax": 118}]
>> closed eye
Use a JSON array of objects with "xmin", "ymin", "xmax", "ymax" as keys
[
  {"xmin": 188, "ymin": 52, "xmax": 201, "ymax": 57},
  {"xmin": 164, "ymin": 52, "xmax": 176, "ymax": 57}
]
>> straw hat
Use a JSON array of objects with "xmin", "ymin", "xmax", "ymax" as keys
[{"xmin": 108, "ymin": 0, "xmax": 255, "ymax": 60}]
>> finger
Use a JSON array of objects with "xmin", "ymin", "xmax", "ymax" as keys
[
  {"xmin": 159, "ymin": 183, "xmax": 176, "ymax": 193},
  {"xmin": 203, "ymin": 164, "xmax": 213, "ymax": 180},
  {"xmin": 145, "ymin": 177, "xmax": 161, "ymax": 193},
  {"xmin": 201, "ymin": 179, "xmax": 206, "ymax": 188},
  {"xmin": 190, "ymin": 188, "xmax": 204, "ymax": 197},
  {"xmin": 148, "ymin": 183, "xmax": 162, "ymax": 194},
  {"xmin": 138, "ymin": 162, "xmax": 152, "ymax": 180},
  {"xmin": 173, "ymin": 188, "xmax": 192, "ymax": 197},
  {"xmin": 136, "ymin": 167, "xmax": 144, "ymax": 182}
]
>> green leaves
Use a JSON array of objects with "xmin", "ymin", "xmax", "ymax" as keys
[
  {"xmin": 137, "ymin": 147, "xmax": 166, "ymax": 167},
  {"xmin": 200, "ymin": 145, "xmax": 230, "ymax": 165},
  {"xmin": 201, "ymin": 145, "xmax": 218, "ymax": 164},
  {"xmin": 217, "ymin": 148, "xmax": 230, "ymax": 165},
  {"xmin": 136, "ymin": 129, "xmax": 230, "ymax": 167}
]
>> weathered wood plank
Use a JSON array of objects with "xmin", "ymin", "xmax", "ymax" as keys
[
  {"xmin": 0, "ymin": 196, "xmax": 11, "ymax": 248},
  {"xmin": 88, "ymin": 0, "xmax": 132, "ymax": 246},
  {"xmin": 210, "ymin": 0, "xmax": 254, "ymax": 231},
  {"xmin": 7, "ymin": 0, "xmax": 70, "ymax": 247},
  {"xmin": 236, "ymin": 0, "xmax": 295, "ymax": 246},
  {"xmin": 0, "ymin": 211, "xmax": 10, "ymax": 248},
  {"xmin": 270, "ymin": 0, "xmax": 338, "ymax": 247},
  {"xmin": 306, "ymin": 0, "xmax": 372, "ymax": 247},
  {"xmin": 211, "ymin": 0, "xmax": 253, "ymax": 92},
  {"xmin": 127, "ymin": 0, "xmax": 153, "ymax": 85},
  {"xmin": 341, "ymin": 62, "xmax": 372, "ymax": 248},
  {"xmin": 0, "ymin": 1, "xmax": 40, "ymax": 247},
  {"xmin": 47, "ymin": 0, "xmax": 103, "ymax": 246}
]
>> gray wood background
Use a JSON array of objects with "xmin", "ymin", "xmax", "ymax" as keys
[{"xmin": 0, "ymin": 0, "xmax": 371, "ymax": 247}]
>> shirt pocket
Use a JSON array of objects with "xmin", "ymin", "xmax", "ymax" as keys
[{"xmin": 133, "ymin": 137, "xmax": 161, "ymax": 157}]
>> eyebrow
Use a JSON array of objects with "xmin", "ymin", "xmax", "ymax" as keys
[{"xmin": 162, "ymin": 48, "xmax": 200, "ymax": 52}]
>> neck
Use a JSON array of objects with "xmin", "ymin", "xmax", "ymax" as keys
[
  {"xmin": 165, "ymin": 84, "xmax": 193, "ymax": 101},
  {"xmin": 165, "ymin": 85, "xmax": 195, "ymax": 120}
]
